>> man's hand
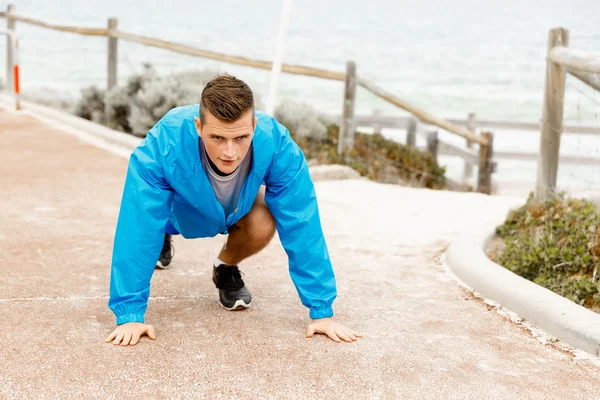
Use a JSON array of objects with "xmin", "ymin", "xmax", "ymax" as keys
[
  {"xmin": 105, "ymin": 322, "xmax": 156, "ymax": 346},
  {"xmin": 306, "ymin": 318, "xmax": 363, "ymax": 343}
]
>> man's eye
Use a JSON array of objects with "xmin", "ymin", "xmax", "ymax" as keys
[
  {"xmin": 214, "ymin": 137, "xmax": 223, "ymax": 141},
  {"xmin": 236, "ymin": 136, "xmax": 248, "ymax": 141}
]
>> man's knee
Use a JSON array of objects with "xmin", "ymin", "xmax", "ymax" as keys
[
  {"xmin": 237, "ymin": 200, "xmax": 276, "ymax": 244},
  {"xmin": 248, "ymin": 203, "xmax": 276, "ymax": 244}
]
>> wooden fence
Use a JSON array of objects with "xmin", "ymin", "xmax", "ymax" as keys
[
  {"xmin": 344, "ymin": 111, "xmax": 600, "ymax": 164},
  {"xmin": 2, "ymin": 7, "xmax": 597, "ymax": 196},
  {"xmin": 535, "ymin": 27, "xmax": 600, "ymax": 201}
]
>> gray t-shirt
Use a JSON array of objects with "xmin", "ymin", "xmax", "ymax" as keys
[{"xmin": 200, "ymin": 139, "xmax": 252, "ymax": 217}]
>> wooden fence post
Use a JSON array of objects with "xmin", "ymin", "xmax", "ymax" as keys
[
  {"xmin": 535, "ymin": 27, "xmax": 569, "ymax": 202},
  {"xmin": 406, "ymin": 117, "xmax": 417, "ymax": 148},
  {"xmin": 464, "ymin": 112, "xmax": 476, "ymax": 182},
  {"xmin": 5, "ymin": 4, "xmax": 15, "ymax": 91},
  {"xmin": 338, "ymin": 61, "xmax": 356, "ymax": 156},
  {"xmin": 107, "ymin": 17, "xmax": 118, "ymax": 90},
  {"xmin": 477, "ymin": 131, "xmax": 494, "ymax": 194},
  {"xmin": 426, "ymin": 130, "xmax": 438, "ymax": 162}
]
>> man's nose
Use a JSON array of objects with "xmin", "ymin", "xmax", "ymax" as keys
[{"xmin": 223, "ymin": 141, "xmax": 236, "ymax": 158}]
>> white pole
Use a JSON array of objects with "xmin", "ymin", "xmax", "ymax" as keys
[
  {"xmin": 265, "ymin": 0, "xmax": 292, "ymax": 115},
  {"xmin": 0, "ymin": 29, "xmax": 20, "ymax": 110}
]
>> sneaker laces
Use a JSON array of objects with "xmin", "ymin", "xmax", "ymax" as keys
[{"xmin": 215, "ymin": 265, "xmax": 245, "ymax": 291}]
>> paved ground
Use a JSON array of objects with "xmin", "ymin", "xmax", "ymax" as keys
[{"xmin": 1, "ymin": 109, "xmax": 599, "ymax": 399}]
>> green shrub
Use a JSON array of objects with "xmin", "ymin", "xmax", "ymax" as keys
[
  {"xmin": 289, "ymin": 124, "xmax": 446, "ymax": 189},
  {"xmin": 495, "ymin": 193, "xmax": 600, "ymax": 311},
  {"xmin": 75, "ymin": 68, "xmax": 447, "ymax": 189}
]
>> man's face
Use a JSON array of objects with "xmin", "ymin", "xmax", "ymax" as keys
[{"xmin": 195, "ymin": 110, "xmax": 257, "ymax": 174}]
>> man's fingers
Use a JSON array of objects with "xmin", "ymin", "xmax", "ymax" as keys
[
  {"xmin": 347, "ymin": 328, "xmax": 361, "ymax": 341},
  {"xmin": 109, "ymin": 329, "xmax": 153, "ymax": 346},
  {"xmin": 113, "ymin": 334, "xmax": 124, "ymax": 346},
  {"xmin": 147, "ymin": 325, "xmax": 157, "ymax": 340},
  {"xmin": 304, "ymin": 321, "xmax": 362, "ymax": 343},
  {"xmin": 130, "ymin": 332, "xmax": 141, "ymax": 346},
  {"xmin": 121, "ymin": 333, "xmax": 132, "ymax": 346},
  {"xmin": 337, "ymin": 331, "xmax": 353, "ymax": 342},
  {"xmin": 327, "ymin": 329, "xmax": 341, "ymax": 343},
  {"xmin": 105, "ymin": 332, "xmax": 117, "ymax": 343}
]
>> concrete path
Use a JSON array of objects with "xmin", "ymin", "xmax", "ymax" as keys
[{"xmin": 1, "ymin": 110, "xmax": 599, "ymax": 399}]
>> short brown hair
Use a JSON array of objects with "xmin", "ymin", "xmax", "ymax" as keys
[{"xmin": 200, "ymin": 74, "xmax": 254, "ymax": 125}]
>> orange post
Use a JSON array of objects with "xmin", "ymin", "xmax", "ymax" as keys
[
  {"xmin": 13, "ymin": 65, "xmax": 19, "ymax": 93},
  {"xmin": 11, "ymin": 36, "xmax": 20, "ymax": 110}
]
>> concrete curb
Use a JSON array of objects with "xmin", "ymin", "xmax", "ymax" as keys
[
  {"xmin": 309, "ymin": 164, "xmax": 362, "ymax": 182},
  {"xmin": 446, "ymin": 228, "xmax": 600, "ymax": 356}
]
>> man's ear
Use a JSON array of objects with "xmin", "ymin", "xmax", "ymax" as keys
[
  {"xmin": 194, "ymin": 116, "xmax": 202, "ymax": 136},
  {"xmin": 253, "ymin": 117, "xmax": 258, "ymax": 131}
]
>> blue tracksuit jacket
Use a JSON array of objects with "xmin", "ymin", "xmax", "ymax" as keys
[{"xmin": 108, "ymin": 105, "xmax": 337, "ymax": 324}]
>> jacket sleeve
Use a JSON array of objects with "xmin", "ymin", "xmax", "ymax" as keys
[
  {"xmin": 264, "ymin": 126, "xmax": 337, "ymax": 319},
  {"xmin": 108, "ymin": 132, "xmax": 174, "ymax": 325}
]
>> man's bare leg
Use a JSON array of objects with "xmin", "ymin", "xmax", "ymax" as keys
[
  {"xmin": 212, "ymin": 187, "xmax": 276, "ymax": 310},
  {"xmin": 218, "ymin": 186, "xmax": 276, "ymax": 265}
]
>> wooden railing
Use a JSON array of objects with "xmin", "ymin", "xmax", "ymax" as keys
[
  {"xmin": 345, "ymin": 112, "xmax": 600, "ymax": 169},
  {"xmin": 1, "ymin": 4, "xmax": 496, "ymax": 192},
  {"xmin": 535, "ymin": 27, "xmax": 600, "ymax": 201},
  {"xmin": 14, "ymin": 7, "xmax": 596, "ymax": 195}
]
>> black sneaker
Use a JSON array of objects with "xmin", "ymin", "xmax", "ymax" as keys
[
  {"xmin": 156, "ymin": 234, "xmax": 174, "ymax": 269},
  {"xmin": 212, "ymin": 264, "xmax": 252, "ymax": 311}
]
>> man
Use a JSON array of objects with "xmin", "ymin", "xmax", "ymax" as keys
[{"xmin": 105, "ymin": 74, "xmax": 361, "ymax": 346}]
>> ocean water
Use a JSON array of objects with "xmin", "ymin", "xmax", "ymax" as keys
[{"xmin": 2, "ymin": 0, "xmax": 600, "ymax": 191}]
